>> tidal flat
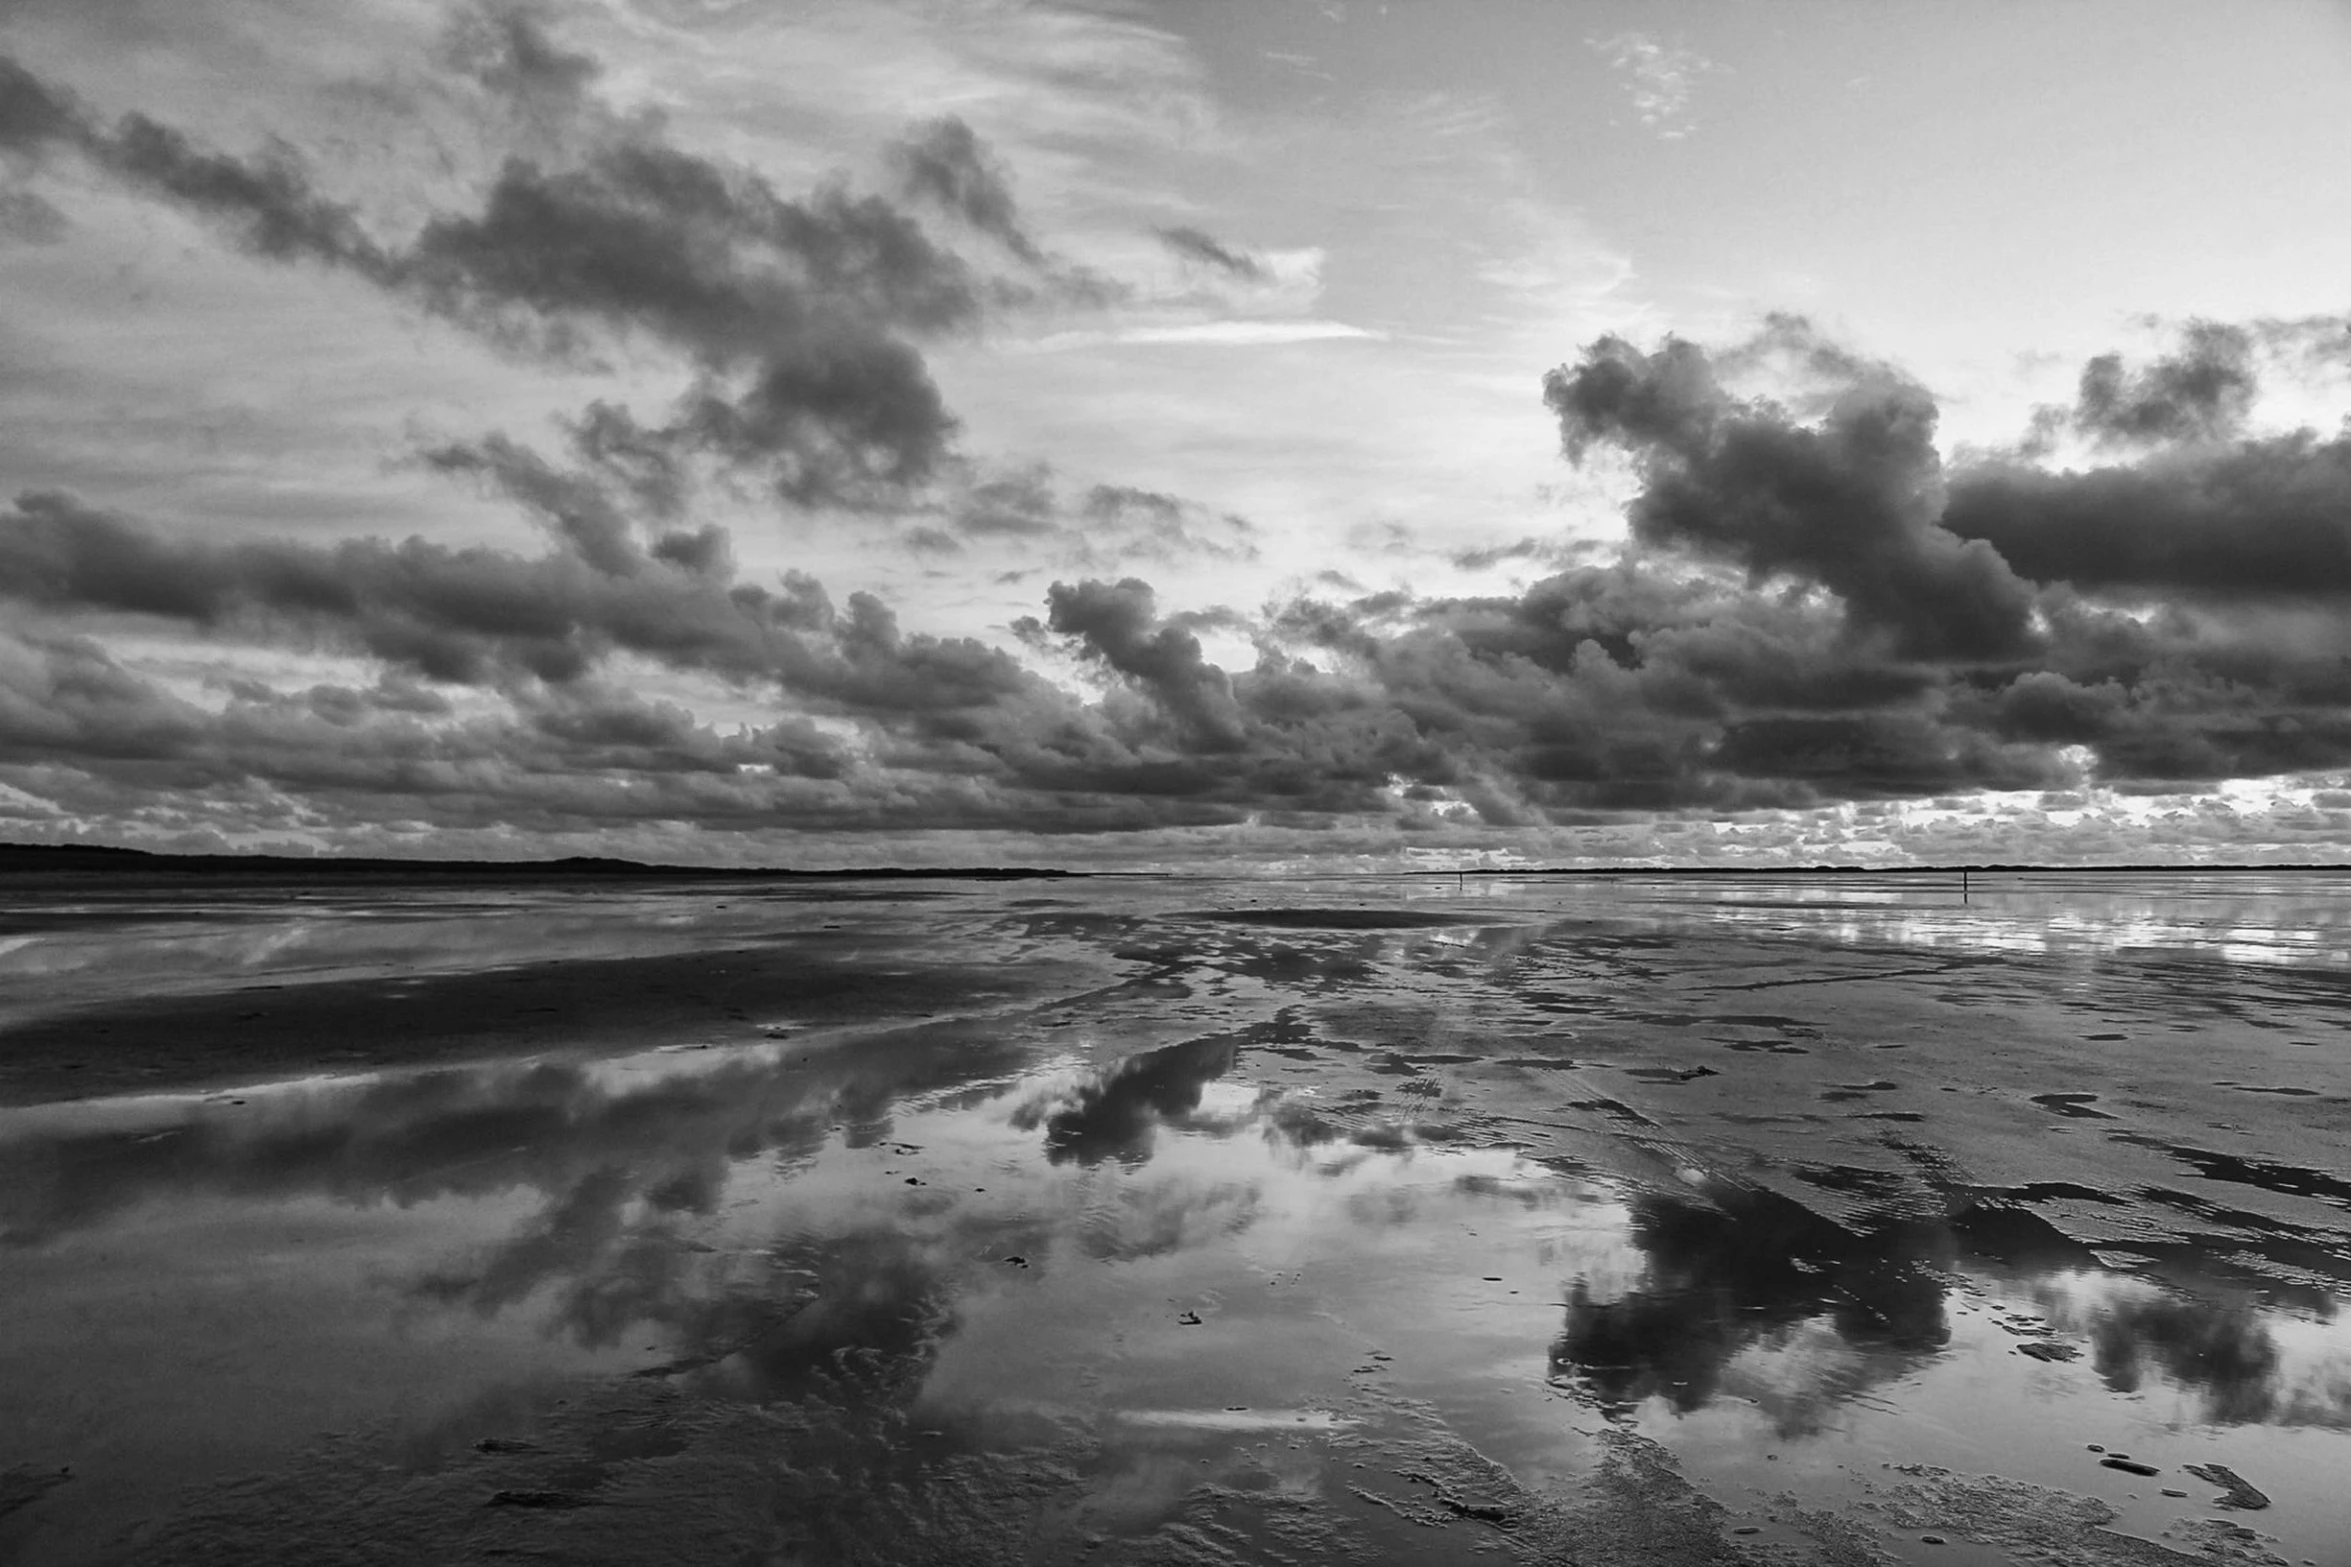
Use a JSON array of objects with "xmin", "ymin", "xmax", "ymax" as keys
[{"xmin": 1, "ymin": 870, "xmax": 2347, "ymax": 1565}]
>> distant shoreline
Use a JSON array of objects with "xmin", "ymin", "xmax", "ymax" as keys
[
  {"xmin": 0, "ymin": 843, "xmax": 1080, "ymax": 880},
  {"xmin": 1, "ymin": 841, "xmax": 2344, "ymax": 879}
]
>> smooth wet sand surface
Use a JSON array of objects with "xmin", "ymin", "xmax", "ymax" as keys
[{"xmin": 1, "ymin": 871, "xmax": 2347, "ymax": 1564}]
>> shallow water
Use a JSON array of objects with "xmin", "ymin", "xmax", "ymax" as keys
[{"xmin": 1, "ymin": 870, "xmax": 2347, "ymax": 1564}]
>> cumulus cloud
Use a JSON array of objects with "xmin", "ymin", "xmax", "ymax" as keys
[
  {"xmin": 1544, "ymin": 333, "xmax": 2039, "ymax": 661},
  {"xmin": 0, "ymin": 25, "xmax": 1096, "ymax": 510},
  {"xmin": 12, "ymin": 302, "xmax": 2351, "ymax": 856},
  {"xmin": 0, "ymin": 486, "xmax": 1049, "ymax": 711},
  {"xmin": 1945, "ymin": 433, "xmax": 2351, "ymax": 601}
]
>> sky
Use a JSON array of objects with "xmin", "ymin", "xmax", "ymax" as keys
[{"xmin": 3, "ymin": 0, "xmax": 2351, "ymax": 869}]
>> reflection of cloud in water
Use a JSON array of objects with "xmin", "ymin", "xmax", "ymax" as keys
[
  {"xmin": 696, "ymin": 1232, "xmax": 957, "ymax": 1409},
  {"xmin": 11, "ymin": 997, "xmax": 2351, "ymax": 1559},
  {"xmin": 1549, "ymin": 1177, "xmax": 2351, "ymax": 1441},
  {"xmin": 2091, "ymin": 1293, "xmax": 2282, "ymax": 1423},
  {"xmin": 1612, "ymin": 873, "xmax": 2351, "ymax": 969},
  {"xmin": 1011, "ymin": 1033, "xmax": 1241, "ymax": 1166},
  {"xmin": 2024, "ymin": 1275, "xmax": 2351, "ymax": 1431},
  {"xmin": 0, "ymin": 1024, "xmax": 1037, "ymax": 1247},
  {"xmin": 1548, "ymin": 1182, "xmax": 1951, "ymax": 1425}
]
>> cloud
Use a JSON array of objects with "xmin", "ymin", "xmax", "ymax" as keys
[
  {"xmin": 2027, "ymin": 320, "xmax": 2261, "ymax": 452},
  {"xmin": 10, "ymin": 302, "xmax": 2350, "ymax": 853},
  {"xmin": 889, "ymin": 115, "xmax": 1043, "ymax": 267},
  {"xmin": 1945, "ymin": 432, "xmax": 2351, "ymax": 601},
  {"xmin": 0, "ymin": 34, "xmax": 1080, "ymax": 510},
  {"xmin": 1037, "ymin": 577, "xmax": 1247, "ymax": 750},
  {"xmin": 436, "ymin": 0, "xmax": 605, "ymax": 142},
  {"xmin": 1543, "ymin": 332, "xmax": 2039, "ymax": 661},
  {"xmin": 0, "ymin": 486, "xmax": 1050, "ymax": 713},
  {"xmin": 3, "ymin": 0, "xmax": 2349, "ymax": 869},
  {"xmin": 932, "ymin": 468, "xmax": 1256, "ymax": 570},
  {"xmin": 1153, "ymin": 223, "xmax": 1265, "ymax": 281}
]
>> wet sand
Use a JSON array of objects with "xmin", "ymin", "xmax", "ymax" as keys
[{"xmin": 1, "ymin": 871, "xmax": 2347, "ymax": 1564}]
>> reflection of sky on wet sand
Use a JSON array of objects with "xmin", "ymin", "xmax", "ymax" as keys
[
  {"xmin": 1520, "ymin": 870, "xmax": 2351, "ymax": 968},
  {"xmin": 4, "ymin": 872, "xmax": 2351, "ymax": 1562},
  {"xmin": 5, "ymin": 1018, "xmax": 2349, "ymax": 1559},
  {"xmin": 0, "ymin": 882, "xmax": 965, "ymax": 1033}
]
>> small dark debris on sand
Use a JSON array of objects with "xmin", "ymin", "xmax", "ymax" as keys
[
  {"xmin": 2100, "ymin": 1457, "xmax": 2160, "ymax": 1477},
  {"xmin": 2017, "ymin": 1340, "xmax": 2081, "ymax": 1362},
  {"xmin": 2183, "ymin": 1463, "xmax": 2271, "ymax": 1510}
]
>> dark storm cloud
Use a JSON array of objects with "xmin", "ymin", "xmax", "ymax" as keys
[
  {"xmin": 888, "ymin": 116, "xmax": 1043, "ymax": 266},
  {"xmin": 401, "ymin": 140, "xmax": 981, "ymax": 355},
  {"xmin": 1944, "ymin": 431, "xmax": 2351, "ymax": 600},
  {"xmin": 0, "ymin": 54, "xmax": 86, "ymax": 150},
  {"xmin": 1256, "ymin": 568, "xmax": 2067, "ymax": 812},
  {"xmin": 1153, "ymin": 223, "xmax": 1265, "ymax": 281},
  {"xmin": 0, "ymin": 488, "xmax": 1372, "ymax": 834},
  {"xmin": 0, "ymin": 487, "xmax": 1049, "ymax": 710},
  {"xmin": 1544, "ymin": 334, "xmax": 2039, "ymax": 661},
  {"xmin": 663, "ymin": 339, "xmax": 957, "ymax": 506},
  {"xmin": 424, "ymin": 433, "xmax": 655, "ymax": 577},
  {"xmin": 1517, "ymin": 322, "xmax": 2351, "ymax": 796},
  {"xmin": 10, "ymin": 226, "xmax": 2351, "ymax": 845},
  {"xmin": 0, "ymin": 616, "xmax": 1049, "ymax": 837},
  {"xmin": 1040, "ymin": 578, "xmax": 1247, "ymax": 750},
  {"xmin": 0, "ymin": 38, "xmax": 1064, "ymax": 509},
  {"xmin": 101, "ymin": 114, "xmax": 401, "ymax": 273},
  {"xmin": 2033, "ymin": 320, "xmax": 2260, "ymax": 451},
  {"xmin": 0, "ymin": 59, "xmax": 396, "ymax": 273}
]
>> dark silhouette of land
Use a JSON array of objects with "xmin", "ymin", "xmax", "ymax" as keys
[{"xmin": 0, "ymin": 843, "xmax": 1079, "ymax": 881}]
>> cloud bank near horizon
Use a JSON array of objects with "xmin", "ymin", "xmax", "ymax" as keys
[{"xmin": 2, "ymin": 8, "xmax": 2349, "ymax": 867}]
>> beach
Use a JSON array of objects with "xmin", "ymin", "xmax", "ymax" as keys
[{"xmin": 2, "ymin": 869, "xmax": 2347, "ymax": 1565}]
